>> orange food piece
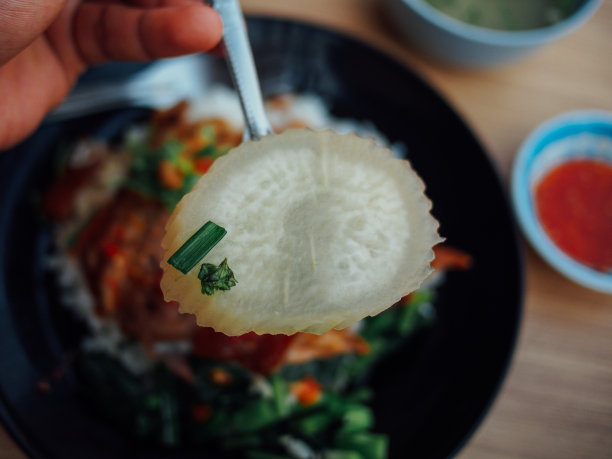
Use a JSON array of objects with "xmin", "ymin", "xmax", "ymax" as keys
[
  {"xmin": 192, "ymin": 328, "xmax": 295, "ymax": 375},
  {"xmin": 194, "ymin": 156, "xmax": 215, "ymax": 174},
  {"xmin": 202, "ymin": 117, "xmax": 242, "ymax": 147},
  {"xmin": 290, "ymin": 376, "xmax": 322, "ymax": 406},
  {"xmin": 210, "ymin": 367, "xmax": 233, "ymax": 386},
  {"xmin": 535, "ymin": 159, "xmax": 612, "ymax": 271},
  {"xmin": 431, "ymin": 245, "xmax": 473, "ymax": 271},
  {"xmin": 158, "ymin": 160, "xmax": 184, "ymax": 189},
  {"xmin": 281, "ymin": 329, "xmax": 370, "ymax": 365}
]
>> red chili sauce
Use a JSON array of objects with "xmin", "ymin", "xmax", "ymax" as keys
[{"xmin": 535, "ymin": 159, "xmax": 612, "ymax": 271}]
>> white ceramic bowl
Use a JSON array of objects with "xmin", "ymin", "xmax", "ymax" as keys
[
  {"xmin": 511, "ymin": 110, "xmax": 612, "ymax": 293},
  {"xmin": 384, "ymin": 0, "xmax": 603, "ymax": 68}
]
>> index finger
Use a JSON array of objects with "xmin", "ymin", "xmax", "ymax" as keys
[{"xmin": 73, "ymin": 2, "xmax": 223, "ymax": 64}]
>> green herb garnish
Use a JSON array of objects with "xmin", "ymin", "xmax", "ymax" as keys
[
  {"xmin": 168, "ymin": 221, "xmax": 226, "ymax": 274},
  {"xmin": 198, "ymin": 258, "xmax": 237, "ymax": 295}
]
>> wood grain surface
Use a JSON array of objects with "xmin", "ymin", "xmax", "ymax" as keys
[{"xmin": 1, "ymin": 1, "xmax": 611, "ymax": 458}]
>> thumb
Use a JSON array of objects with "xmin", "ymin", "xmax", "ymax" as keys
[{"xmin": 0, "ymin": 0, "xmax": 68, "ymax": 65}]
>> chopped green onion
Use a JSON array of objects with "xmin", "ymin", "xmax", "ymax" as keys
[
  {"xmin": 198, "ymin": 258, "xmax": 238, "ymax": 295},
  {"xmin": 168, "ymin": 221, "xmax": 227, "ymax": 274}
]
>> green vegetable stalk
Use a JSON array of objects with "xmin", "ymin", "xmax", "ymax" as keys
[{"xmin": 168, "ymin": 221, "xmax": 227, "ymax": 274}]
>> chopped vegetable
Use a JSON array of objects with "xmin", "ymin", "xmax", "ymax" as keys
[
  {"xmin": 194, "ymin": 156, "xmax": 215, "ymax": 174},
  {"xmin": 198, "ymin": 258, "xmax": 238, "ymax": 295},
  {"xmin": 432, "ymin": 245, "xmax": 473, "ymax": 271},
  {"xmin": 168, "ymin": 221, "xmax": 227, "ymax": 274},
  {"xmin": 210, "ymin": 367, "xmax": 233, "ymax": 386},
  {"xmin": 158, "ymin": 160, "xmax": 184, "ymax": 190},
  {"xmin": 290, "ymin": 376, "xmax": 323, "ymax": 407}
]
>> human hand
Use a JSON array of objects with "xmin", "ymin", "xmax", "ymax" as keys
[{"xmin": 0, "ymin": 0, "xmax": 223, "ymax": 150}]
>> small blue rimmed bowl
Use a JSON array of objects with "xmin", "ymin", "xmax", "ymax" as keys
[
  {"xmin": 512, "ymin": 110, "xmax": 612, "ymax": 294},
  {"xmin": 383, "ymin": 0, "xmax": 603, "ymax": 68}
]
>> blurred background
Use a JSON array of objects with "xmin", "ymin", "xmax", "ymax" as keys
[{"xmin": 1, "ymin": 0, "xmax": 611, "ymax": 458}]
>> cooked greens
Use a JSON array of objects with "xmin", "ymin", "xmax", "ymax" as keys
[{"xmin": 74, "ymin": 291, "xmax": 435, "ymax": 457}]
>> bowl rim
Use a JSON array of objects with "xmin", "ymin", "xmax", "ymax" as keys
[
  {"xmin": 398, "ymin": 0, "xmax": 603, "ymax": 47},
  {"xmin": 511, "ymin": 109, "xmax": 612, "ymax": 294}
]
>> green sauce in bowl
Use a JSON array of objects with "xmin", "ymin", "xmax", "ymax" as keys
[{"xmin": 424, "ymin": 0, "xmax": 584, "ymax": 30}]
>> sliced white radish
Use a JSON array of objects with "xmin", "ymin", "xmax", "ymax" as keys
[{"xmin": 161, "ymin": 129, "xmax": 441, "ymax": 336}]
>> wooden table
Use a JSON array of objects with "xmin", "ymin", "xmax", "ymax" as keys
[{"xmin": 1, "ymin": 1, "xmax": 611, "ymax": 458}]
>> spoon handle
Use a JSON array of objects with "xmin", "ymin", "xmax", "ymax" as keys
[{"xmin": 214, "ymin": 0, "xmax": 273, "ymax": 140}]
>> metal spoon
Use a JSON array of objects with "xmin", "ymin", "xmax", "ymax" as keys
[{"xmin": 213, "ymin": 0, "xmax": 273, "ymax": 141}]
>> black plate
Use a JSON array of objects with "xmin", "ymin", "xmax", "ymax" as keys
[{"xmin": 0, "ymin": 17, "xmax": 523, "ymax": 459}]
